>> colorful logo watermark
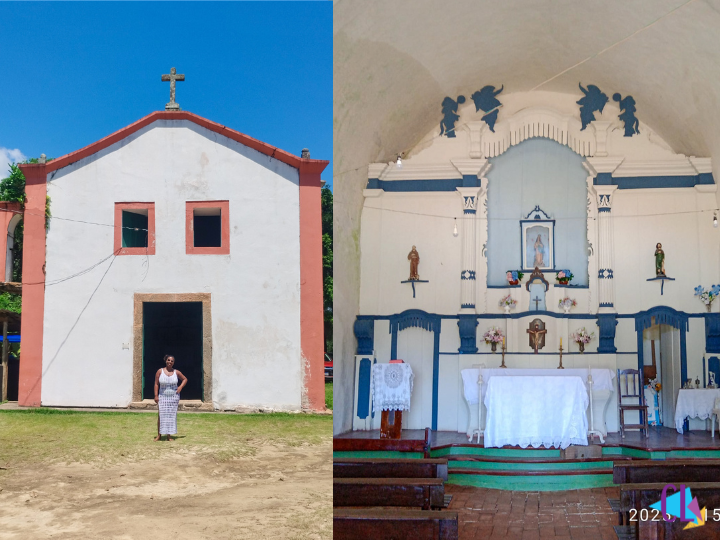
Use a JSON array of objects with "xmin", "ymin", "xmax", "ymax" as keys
[{"xmin": 649, "ymin": 484, "xmax": 706, "ymax": 530}]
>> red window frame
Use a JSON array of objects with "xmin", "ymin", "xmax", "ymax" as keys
[
  {"xmin": 114, "ymin": 202, "xmax": 156, "ymax": 256},
  {"xmin": 186, "ymin": 200, "xmax": 230, "ymax": 255}
]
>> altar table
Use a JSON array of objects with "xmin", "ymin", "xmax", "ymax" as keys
[
  {"xmin": 483, "ymin": 376, "xmax": 589, "ymax": 449},
  {"xmin": 674, "ymin": 388, "xmax": 720, "ymax": 433}
]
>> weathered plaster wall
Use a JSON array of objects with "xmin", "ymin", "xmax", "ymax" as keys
[{"xmin": 41, "ymin": 121, "xmax": 303, "ymax": 410}]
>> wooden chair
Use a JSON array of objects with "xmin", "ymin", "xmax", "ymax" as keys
[{"xmin": 616, "ymin": 369, "xmax": 649, "ymax": 438}]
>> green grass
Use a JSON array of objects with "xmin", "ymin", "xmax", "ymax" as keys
[
  {"xmin": 0, "ymin": 409, "xmax": 331, "ymax": 467},
  {"xmin": 325, "ymin": 382, "xmax": 333, "ymax": 409}
]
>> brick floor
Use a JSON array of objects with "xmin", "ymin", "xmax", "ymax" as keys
[{"xmin": 445, "ymin": 484, "xmax": 620, "ymax": 540}]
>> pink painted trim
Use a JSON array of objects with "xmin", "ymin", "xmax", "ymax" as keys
[
  {"xmin": 16, "ymin": 165, "xmax": 47, "ymax": 406},
  {"xmin": 41, "ymin": 111, "xmax": 328, "ymax": 174},
  {"xmin": 114, "ymin": 202, "xmax": 156, "ymax": 256},
  {"xmin": 298, "ymin": 162, "xmax": 327, "ymax": 411},
  {"xmin": 185, "ymin": 201, "xmax": 230, "ymax": 255}
]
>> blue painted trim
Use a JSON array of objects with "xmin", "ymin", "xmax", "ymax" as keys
[
  {"xmin": 598, "ymin": 207, "xmax": 611, "ymax": 213},
  {"xmin": 554, "ymin": 284, "xmax": 590, "ymax": 289},
  {"xmin": 461, "ymin": 270, "xmax": 476, "ymax": 280},
  {"xmin": 592, "ymin": 174, "xmax": 716, "ymax": 189},
  {"xmin": 462, "ymin": 175, "xmax": 482, "ymax": 188},
  {"xmin": 461, "ymin": 303, "xmax": 476, "ymax": 309},
  {"xmin": 487, "ymin": 284, "xmax": 521, "ymax": 289},
  {"xmin": 463, "ymin": 209, "xmax": 476, "ymax": 214},
  {"xmin": 357, "ymin": 358, "xmax": 372, "ymax": 420},
  {"xmin": 432, "ymin": 330, "xmax": 440, "ymax": 431},
  {"xmin": 354, "ymin": 319, "xmax": 375, "ymax": 355},
  {"xmin": 458, "ymin": 315, "xmax": 479, "ymax": 354},
  {"xmin": 366, "ymin": 178, "xmax": 463, "ymax": 192},
  {"xmin": 705, "ymin": 313, "xmax": 720, "ymax": 353},
  {"xmin": 635, "ymin": 306, "xmax": 689, "ymax": 390}
]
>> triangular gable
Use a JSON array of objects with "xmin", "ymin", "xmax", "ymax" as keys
[{"xmin": 42, "ymin": 110, "xmax": 327, "ymax": 175}]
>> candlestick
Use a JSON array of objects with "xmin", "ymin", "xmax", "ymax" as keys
[
  {"xmin": 558, "ymin": 344, "xmax": 564, "ymax": 369},
  {"xmin": 500, "ymin": 341, "xmax": 507, "ymax": 368}
]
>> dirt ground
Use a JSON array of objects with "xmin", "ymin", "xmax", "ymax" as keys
[{"xmin": 0, "ymin": 440, "xmax": 332, "ymax": 540}]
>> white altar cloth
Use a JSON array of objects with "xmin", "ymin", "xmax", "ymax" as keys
[
  {"xmin": 461, "ymin": 368, "xmax": 615, "ymax": 405},
  {"xmin": 371, "ymin": 363, "xmax": 414, "ymax": 411},
  {"xmin": 483, "ymin": 376, "xmax": 589, "ymax": 449},
  {"xmin": 674, "ymin": 389, "xmax": 720, "ymax": 433}
]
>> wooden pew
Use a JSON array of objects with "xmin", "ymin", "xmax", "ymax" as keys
[
  {"xmin": 333, "ymin": 508, "xmax": 458, "ymax": 540},
  {"xmin": 333, "ymin": 478, "xmax": 445, "ymax": 510},
  {"xmin": 614, "ymin": 460, "xmax": 720, "ymax": 484},
  {"xmin": 621, "ymin": 482, "xmax": 720, "ymax": 539},
  {"xmin": 333, "ymin": 458, "xmax": 449, "ymax": 481}
]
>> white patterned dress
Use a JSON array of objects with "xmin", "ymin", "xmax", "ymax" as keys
[{"xmin": 158, "ymin": 369, "xmax": 180, "ymax": 435}]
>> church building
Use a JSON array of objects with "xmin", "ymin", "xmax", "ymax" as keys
[{"xmin": 13, "ymin": 79, "xmax": 328, "ymax": 412}]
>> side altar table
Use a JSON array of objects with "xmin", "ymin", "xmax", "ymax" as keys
[{"xmin": 484, "ymin": 376, "xmax": 589, "ymax": 449}]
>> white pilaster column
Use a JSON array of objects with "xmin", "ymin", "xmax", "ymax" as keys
[
  {"xmin": 594, "ymin": 186, "xmax": 618, "ymax": 313},
  {"xmin": 457, "ymin": 186, "xmax": 483, "ymax": 313}
]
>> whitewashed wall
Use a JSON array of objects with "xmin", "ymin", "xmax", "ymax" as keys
[
  {"xmin": 41, "ymin": 120, "xmax": 303, "ymax": 410},
  {"xmin": 355, "ymin": 93, "xmax": 718, "ymax": 434}
]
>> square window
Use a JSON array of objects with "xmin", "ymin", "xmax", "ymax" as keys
[
  {"xmin": 186, "ymin": 201, "xmax": 230, "ymax": 255},
  {"xmin": 193, "ymin": 207, "xmax": 222, "ymax": 247},
  {"xmin": 122, "ymin": 209, "xmax": 149, "ymax": 248},
  {"xmin": 114, "ymin": 203, "xmax": 155, "ymax": 255}
]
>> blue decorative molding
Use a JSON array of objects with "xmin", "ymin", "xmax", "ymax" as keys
[
  {"xmin": 613, "ymin": 93, "xmax": 640, "ymax": 136},
  {"xmin": 553, "ymin": 283, "xmax": 590, "ymax": 289},
  {"xmin": 523, "ymin": 205, "xmax": 552, "ymax": 220},
  {"xmin": 463, "ymin": 209, "xmax": 476, "ymax": 214},
  {"xmin": 366, "ymin": 178, "xmax": 463, "ymax": 192},
  {"xmin": 596, "ymin": 313, "xmax": 618, "ymax": 353},
  {"xmin": 461, "ymin": 303, "xmax": 476, "ymax": 309},
  {"xmin": 705, "ymin": 313, "xmax": 720, "ymax": 353},
  {"xmin": 401, "ymin": 279, "xmax": 429, "ymax": 298},
  {"xmin": 487, "ymin": 284, "xmax": 521, "ymax": 289},
  {"xmin": 598, "ymin": 175, "xmax": 715, "ymax": 189},
  {"xmin": 577, "ymin": 84, "xmax": 608, "ymax": 130},
  {"xmin": 458, "ymin": 315, "xmax": 479, "ymax": 354},
  {"xmin": 599, "ymin": 302, "xmax": 614, "ymax": 308},
  {"xmin": 461, "ymin": 270, "xmax": 476, "ymax": 280},
  {"xmin": 354, "ymin": 319, "xmax": 375, "ymax": 355},
  {"xmin": 357, "ymin": 358, "xmax": 372, "ymax": 420},
  {"xmin": 647, "ymin": 276, "xmax": 675, "ymax": 295},
  {"xmin": 598, "ymin": 207, "xmax": 611, "ymax": 213},
  {"xmin": 595, "ymin": 172, "xmax": 613, "ymax": 185},
  {"xmin": 471, "ymin": 85, "xmax": 503, "ymax": 132},
  {"xmin": 598, "ymin": 268, "xmax": 614, "ymax": 279},
  {"xmin": 440, "ymin": 95, "xmax": 466, "ymax": 138},
  {"xmin": 462, "ymin": 175, "xmax": 482, "ymax": 188}
]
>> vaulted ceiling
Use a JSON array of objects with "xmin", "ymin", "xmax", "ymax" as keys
[{"xmin": 332, "ymin": 0, "xmax": 720, "ymax": 433}]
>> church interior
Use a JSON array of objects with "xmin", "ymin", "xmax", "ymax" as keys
[{"xmin": 333, "ymin": 1, "xmax": 720, "ymax": 538}]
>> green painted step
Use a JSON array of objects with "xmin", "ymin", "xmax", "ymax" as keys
[
  {"xmin": 448, "ymin": 472, "xmax": 614, "ymax": 491},
  {"xmin": 431, "ymin": 446, "xmax": 561, "ymax": 458},
  {"xmin": 448, "ymin": 454, "xmax": 631, "ymax": 464},
  {"xmin": 448, "ymin": 460, "xmax": 614, "ymax": 472}
]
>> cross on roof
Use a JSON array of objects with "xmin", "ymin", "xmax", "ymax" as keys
[{"xmin": 161, "ymin": 67, "xmax": 185, "ymax": 110}]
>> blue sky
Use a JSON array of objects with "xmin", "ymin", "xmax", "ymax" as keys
[{"xmin": 0, "ymin": 1, "xmax": 332, "ymax": 187}]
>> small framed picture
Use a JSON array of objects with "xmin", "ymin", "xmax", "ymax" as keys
[{"xmin": 521, "ymin": 207, "xmax": 555, "ymax": 271}]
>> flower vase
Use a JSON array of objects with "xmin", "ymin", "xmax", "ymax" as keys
[
  {"xmin": 508, "ymin": 280, "xmax": 519, "ymax": 286},
  {"xmin": 578, "ymin": 342, "xmax": 585, "ymax": 353},
  {"xmin": 563, "ymin": 307, "xmax": 570, "ymax": 314},
  {"xmin": 491, "ymin": 342, "xmax": 497, "ymax": 353},
  {"xmin": 708, "ymin": 304, "xmax": 712, "ymax": 313},
  {"xmin": 503, "ymin": 305, "xmax": 511, "ymax": 314}
]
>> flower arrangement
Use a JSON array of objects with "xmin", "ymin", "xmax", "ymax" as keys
[
  {"xmin": 555, "ymin": 270, "xmax": 574, "ymax": 285},
  {"xmin": 694, "ymin": 285, "xmax": 720, "ymax": 311},
  {"xmin": 558, "ymin": 297, "xmax": 577, "ymax": 311},
  {"xmin": 648, "ymin": 377, "xmax": 661, "ymax": 393},
  {"xmin": 483, "ymin": 326, "xmax": 504, "ymax": 344},
  {"xmin": 571, "ymin": 327, "xmax": 595, "ymax": 353},
  {"xmin": 505, "ymin": 270, "xmax": 524, "ymax": 285},
  {"xmin": 498, "ymin": 294, "xmax": 517, "ymax": 308}
]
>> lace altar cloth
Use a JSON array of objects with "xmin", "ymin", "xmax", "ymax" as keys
[
  {"xmin": 371, "ymin": 363, "xmax": 414, "ymax": 411},
  {"xmin": 461, "ymin": 368, "xmax": 615, "ymax": 405},
  {"xmin": 483, "ymin": 376, "xmax": 589, "ymax": 449},
  {"xmin": 674, "ymin": 388, "xmax": 720, "ymax": 433}
]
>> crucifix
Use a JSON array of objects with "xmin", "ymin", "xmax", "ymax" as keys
[
  {"xmin": 161, "ymin": 67, "xmax": 185, "ymax": 110},
  {"xmin": 526, "ymin": 319, "xmax": 547, "ymax": 354},
  {"xmin": 532, "ymin": 296, "xmax": 541, "ymax": 310}
]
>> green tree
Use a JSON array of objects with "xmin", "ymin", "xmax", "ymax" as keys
[{"xmin": 321, "ymin": 186, "xmax": 332, "ymax": 354}]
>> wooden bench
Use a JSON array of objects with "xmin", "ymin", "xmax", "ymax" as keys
[
  {"xmin": 333, "ymin": 458, "xmax": 449, "ymax": 481},
  {"xmin": 334, "ymin": 478, "xmax": 445, "ymax": 510},
  {"xmin": 614, "ymin": 459, "xmax": 720, "ymax": 484},
  {"xmin": 620, "ymin": 482, "xmax": 720, "ymax": 539},
  {"xmin": 333, "ymin": 508, "xmax": 458, "ymax": 540}
]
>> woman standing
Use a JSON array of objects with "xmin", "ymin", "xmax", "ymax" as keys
[{"xmin": 153, "ymin": 355, "xmax": 187, "ymax": 441}]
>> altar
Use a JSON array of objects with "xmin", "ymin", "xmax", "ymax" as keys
[{"xmin": 461, "ymin": 368, "xmax": 615, "ymax": 443}]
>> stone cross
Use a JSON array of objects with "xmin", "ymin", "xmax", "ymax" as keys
[
  {"xmin": 533, "ymin": 296, "xmax": 541, "ymax": 310},
  {"xmin": 161, "ymin": 67, "xmax": 185, "ymax": 110}
]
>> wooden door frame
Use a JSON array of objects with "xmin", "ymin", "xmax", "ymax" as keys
[{"xmin": 132, "ymin": 293, "xmax": 212, "ymax": 402}]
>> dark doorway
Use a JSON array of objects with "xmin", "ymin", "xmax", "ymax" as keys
[{"xmin": 142, "ymin": 302, "xmax": 203, "ymax": 400}]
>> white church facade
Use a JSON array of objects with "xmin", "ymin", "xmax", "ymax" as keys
[
  {"xmin": 15, "ymin": 110, "xmax": 328, "ymax": 412},
  {"xmin": 349, "ymin": 89, "xmax": 720, "ymax": 437}
]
